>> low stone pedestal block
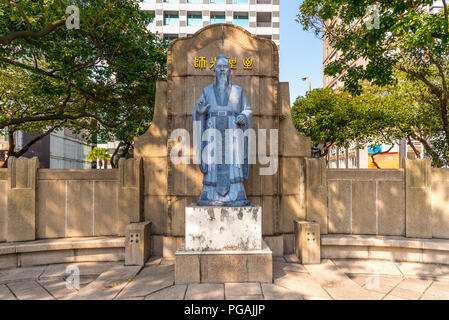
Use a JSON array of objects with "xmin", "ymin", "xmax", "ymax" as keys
[
  {"xmin": 185, "ymin": 205, "xmax": 262, "ymax": 251},
  {"xmin": 295, "ymin": 220, "xmax": 320, "ymax": 264},
  {"xmin": 125, "ymin": 221, "xmax": 151, "ymax": 266},
  {"xmin": 175, "ymin": 241, "xmax": 272, "ymax": 284}
]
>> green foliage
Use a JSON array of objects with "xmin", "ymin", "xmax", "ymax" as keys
[
  {"xmin": 87, "ymin": 147, "xmax": 111, "ymax": 169},
  {"xmin": 297, "ymin": 0, "xmax": 449, "ymax": 166},
  {"xmin": 0, "ymin": 0, "xmax": 167, "ymax": 163},
  {"xmin": 293, "ymin": 71, "xmax": 448, "ymax": 167},
  {"xmin": 292, "ymin": 88, "xmax": 378, "ymax": 157}
]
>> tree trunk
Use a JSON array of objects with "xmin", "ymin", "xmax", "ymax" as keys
[
  {"xmin": 110, "ymin": 142, "xmax": 122, "ymax": 169},
  {"xmin": 2, "ymin": 128, "xmax": 16, "ymax": 168}
]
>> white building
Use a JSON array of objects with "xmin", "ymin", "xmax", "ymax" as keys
[{"xmin": 139, "ymin": 0, "xmax": 280, "ymax": 47}]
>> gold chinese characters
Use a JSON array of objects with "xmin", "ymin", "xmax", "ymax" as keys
[{"xmin": 194, "ymin": 57, "xmax": 254, "ymax": 71}]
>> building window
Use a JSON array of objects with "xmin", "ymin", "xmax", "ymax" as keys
[
  {"xmin": 210, "ymin": 0, "xmax": 226, "ymax": 3},
  {"xmin": 163, "ymin": 34, "xmax": 178, "ymax": 44},
  {"xmin": 210, "ymin": 13, "xmax": 226, "ymax": 24},
  {"xmin": 164, "ymin": 13, "xmax": 179, "ymax": 26},
  {"xmin": 233, "ymin": 13, "xmax": 249, "ymax": 27},
  {"xmin": 256, "ymin": 12, "xmax": 271, "ymax": 27},
  {"xmin": 187, "ymin": 13, "xmax": 203, "ymax": 26}
]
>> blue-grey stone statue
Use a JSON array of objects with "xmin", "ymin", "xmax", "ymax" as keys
[{"xmin": 193, "ymin": 54, "xmax": 252, "ymax": 207}]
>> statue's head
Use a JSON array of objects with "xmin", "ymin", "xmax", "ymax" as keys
[{"xmin": 214, "ymin": 54, "xmax": 231, "ymax": 85}]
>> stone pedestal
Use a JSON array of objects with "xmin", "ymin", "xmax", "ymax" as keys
[
  {"xmin": 125, "ymin": 221, "xmax": 151, "ymax": 266},
  {"xmin": 185, "ymin": 205, "xmax": 262, "ymax": 251},
  {"xmin": 295, "ymin": 220, "xmax": 321, "ymax": 264},
  {"xmin": 176, "ymin": 205, "xmax": 272, "ymax": 284}
]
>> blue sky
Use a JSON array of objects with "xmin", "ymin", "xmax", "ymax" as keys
[{"xmin": 279, "ymin": 0, "xmax": 323, "ymax": 104}]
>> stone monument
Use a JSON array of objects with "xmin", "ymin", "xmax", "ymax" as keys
[{"xmin": 177, "ymin": 54, "xmax": 272, "ymax": 284}]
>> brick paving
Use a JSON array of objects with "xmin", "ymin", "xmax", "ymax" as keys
[{"xmin": 0, "ymin": 258, "xmax": 448, "ymax": 300}]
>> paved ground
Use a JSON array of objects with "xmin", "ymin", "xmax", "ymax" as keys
[{"xmin": 1, "ymin": 257, "xmax": 449, "ymax": 300}]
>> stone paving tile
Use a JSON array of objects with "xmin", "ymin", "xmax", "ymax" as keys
[
  {"xmin": 225, "ymin": 283, "xmax": 262, "ymax": 298},
  {"xmin": 0, "ymin": 266, "xmax": 46, "ymax": 284},
  {"xmin": 70, "ymin": 265, "xmax": 141, "ymax": 300},
  {"xmin": 274, "ymin": 271, "xmax": 330, "ymax": 299},
  {"xmin": 225, "ymin": 295, "xmax": 264, "ymax": 300},
  {"xmin": 389, "ymin": 278, "xmax": 433, "ymax": 300},
  {"xmin": 114, "ymin": 296, "xmax": 145, "ymax": 300},
  {"xmin": 347, "ymin": 274, "xmax": 404, "ymax": 294},
  {"xmin": 117, "ymin": 264, "xmax": 174, "ymax": 299},
  {"xmin": 304, "ymin": 260, "xmax": 383, "ymax": 300},
  {"xmin": 145, "ymin": 285, "xmax": 187, "ymax": 300},
  {"xmin": 7, "ymin": 280, "xmax": 54, "ymax": 300},
  {"xmin": 332, "ymin": 259, "xmax": 402, "ymax": 276},
  {"xmin": 40, "ymin": 262, "xmax": 119, "ymax": 279},
  {"xmin": 160, "ymin": 258, "xmax": 175, "ymax": 266},
  {"xmin": 185, "ymin": 284, "xmax": 224, "ymax": 300},
  {"xmin": 303, "ymin": 296, "xmax": 333, "ymax": 300},
  {"xmin": 284, "ymin": 255, "xmax": 299, "ymax": 263},
  {"xmin": 420, "ymin": 280, "xmax": 449, "ymax": 300},
  {"xmin": 383, "ymin": 294, "xmax": 407, "ymax": 300},
  {"xmin": 395, "ymin": 262, "xmax": 449, "ymax": 281},
  {"xmin": 38, "ymin": 278, "xmax": 79, "ymax": 300},
  {"xmin": 0, "ymin": 284, "xmax": 16, "ymax": 300},
  {"xmin": 145, "ymin": 257, "xmax": 163, "ymax": 266},
  {"xmin": 261, "ymin": 284, "xmax": 304, "ymax": 300},
  {"xmin": 273, "ymin": 262, "xmax": 308, "ymax": 280}
]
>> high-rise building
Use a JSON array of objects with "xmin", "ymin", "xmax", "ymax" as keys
[{"xmin": 139, "ymin": 0, "xmax": 280, "ymax": 47}]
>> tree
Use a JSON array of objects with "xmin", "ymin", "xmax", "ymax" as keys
[
  {"xmin": 87, "ymin": 147, "xmax": 110, "ymax": 169},
  {"xmin": 291, "ymin": 88, "xmax": 389, "ymax": 159},
  {"xmin": 298, "ymin": 0, "xmax": 449, "ymax": 166},
  {"xmin": 292, "ymin": 72, "xmax": 443, "ymax": 168},
  {"xmin": 0, "ymin": 0, "xmax": 167, "ymax": 167}
]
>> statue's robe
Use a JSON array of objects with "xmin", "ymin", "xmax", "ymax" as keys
[{"xmin": 193, "ymin": 81, "xmax": 253, "ymax": 206}]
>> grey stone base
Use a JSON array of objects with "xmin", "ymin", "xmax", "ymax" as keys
[{"xmin": 175, "ymin": 241, "xmax": 272, "ymax": 284}]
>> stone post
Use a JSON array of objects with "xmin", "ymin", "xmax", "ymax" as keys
[
  {"xmin": 294, "ymin": 220, "xmax": 321, "ymax": 264},
  {"xmin": 6, "ymin": 157, "xmax": 39, "ymax": 242},
  {"xmin": 305, "ymin": 158, "xmax": 328, "ymax": 235},
  {"xmin": 119, "ymin": 158, "xmax": 143, "ymax": 233},
  {"xmin": 404, "ymin": 158, "xmax": 432, "ymax": 238},
  {"xmin": 125, "ymin": 222, "xmax": 152, "ymax": 266}
]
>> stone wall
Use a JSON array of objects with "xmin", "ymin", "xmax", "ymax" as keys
[
  {"xmin": 305, "ymin": 158, "xmax": 449, "ymax": 240},
  {"xmin": 431, "ymin": 168, "xmax": 449, "ymax": 238},
  {"xmin": 326, "ymin": 168, "xmax": 404, "ymax": 236},
  {"xmin": 1, "ymin": 157, "xmax": 142, "ymax": 243},
  {"xmin": 0, "ymin": 169, "xmax": 7, "ymax": 242}
]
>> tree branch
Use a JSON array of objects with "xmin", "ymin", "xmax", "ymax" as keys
[
  {"xmin": 15, "ymin": 122, "xmax": 65, "ymax": 158},
  {"xmin": 370, "ymin": 145, "xmax": 394, "ymax": 169},
  {"xmin": 10, "ymin": 1, "xmax": 32, "ymax": 31},
  {"xmin": 0, "ymin": 18, "xmax": 67, "ymax": 46},
  {"xmin": 407, "ymin": 136, "xmax": 421, "ymax": 159}
]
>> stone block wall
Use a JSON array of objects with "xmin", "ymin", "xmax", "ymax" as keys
[
  {"xmin": 1, "ymin": 158, "xmax": 143, "ymax": 243},
  {"xmin": 326, "ymin": 168, "xmax": 405, "ymax": 237},
  {"xmin": 431, "ymin": 168, "xmax": 449, "ymax": 239},
  {"xmin": 305, "ymin": 158, "xmax": 449, "ymax": 240},
  {"xmin": 0, "ymin": 169, "xmax": 7, "ymax": 242}
]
